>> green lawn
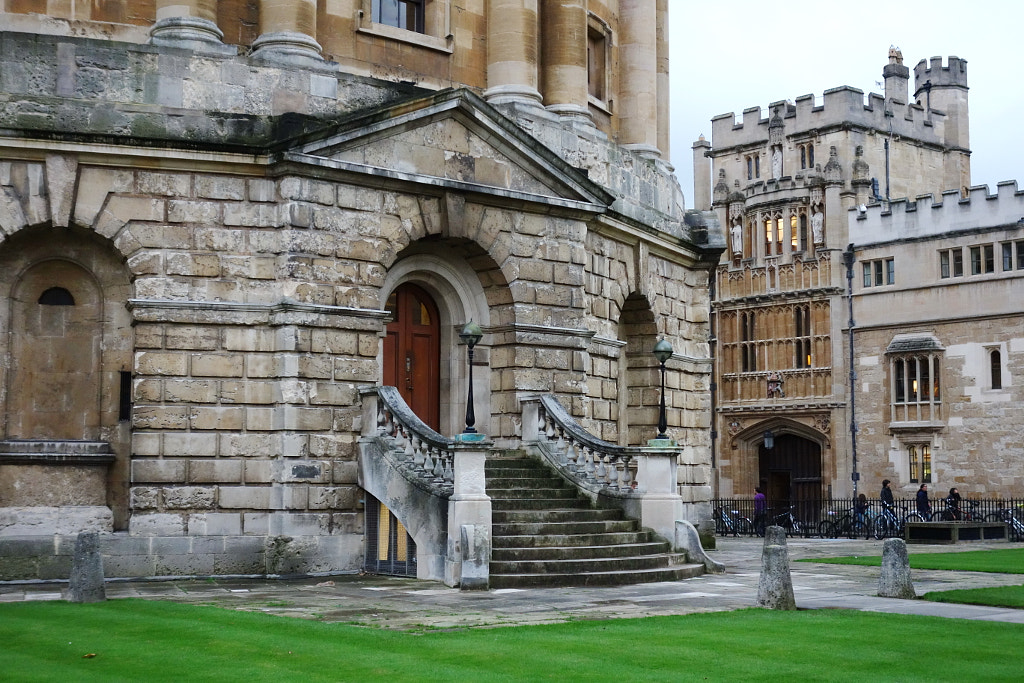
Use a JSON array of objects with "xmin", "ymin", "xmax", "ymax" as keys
[
  {"xmin": 797, "ymin": 547, "xmax": 1024, "ymax": 573},
  {"xmin": 3, "ymin": 600, "xmax": 1024, "ymax": 682},
  {"xmin": 922, "ymin": 585, "xmax": 1024, "ymax": 609}
]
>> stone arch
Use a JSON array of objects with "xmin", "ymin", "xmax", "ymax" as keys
[
  {"xmin": 734, "ymin": 418, "xmax": 826, "ymax": 513},
  {"xmin": 380, "ymin": 239, "xmax": 509, "ymax": 438},
  {"xmin": 618, "ymin": 292, "xmax": 659, "ymax": 446},
  {"xmin": 0, "ymin": 225, "xmax": 134, "ymax": 529}
]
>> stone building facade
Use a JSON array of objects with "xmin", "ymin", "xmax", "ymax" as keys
[
  {"xmin": 0, "ymin": 2, "xmax": 723, "ymax": 580},
  {"xmin": 692, "ymin": 49, "xmax": 994, "ymax": 504},
  {"xmin": 851, "ymin": 184, "xmax": 1024, "ymax": 497}
]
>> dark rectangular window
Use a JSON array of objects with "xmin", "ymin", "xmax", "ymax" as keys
[
  {"xmin": 373, "ymin": 0, "xmax": 424, "ymax": 32},
  {"xmin": 1003, "ymin": 243, "xmax": 1014, "ymax": 272},
  {"xmin": 953, "ymin": 248, "xmax": 963, "ymax": 276},
  {"xmin": 119, "ymin": 371, "xmax": 132, "ymax": 422},
  {"xmin": 971, "ymin": 246, "xmax": 981, "ymax": 275},
  {"xmin": 984, "ymin": 244, "xmax": 994, "ymax": 273},
  {"xmin": 1017, "ymin": 241, "xmax": 1024, "ymax": 270},
  {"xmin": 940, "ymin": 251, "xmax": 950, "ymax": 279}
]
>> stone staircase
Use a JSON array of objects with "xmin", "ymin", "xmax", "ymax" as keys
[{"xmin": 487, "ymin": 452, "xmax": 703, "ymax": 588}]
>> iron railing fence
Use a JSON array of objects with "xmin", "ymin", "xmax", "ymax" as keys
[{"xmin": 712, "ymin": 497, "xmax": 1024, "ymax": 538}]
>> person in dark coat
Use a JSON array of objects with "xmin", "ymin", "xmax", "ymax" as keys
[
  {"xmin": 916, "ymin": 484, "xmax": 932, "ymax": 518},
  {"xmin": 880, "ymin": 479, "xmax": 895, "ymax": 512}
]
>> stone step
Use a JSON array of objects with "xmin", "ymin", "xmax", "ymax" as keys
[
  {"xmin": 491, "ymin": 552, "xmax": 685, "ymax": 575},
  {"xmin": 486, "ymin": 476, "xmax": 566, "ymax": 489},
  {"xmin": 487, "ymin": 488, "xmax": 580, "ymax": 500},
  {"xmin": 489, "ymin": 563, "xmax": 705, "ymax": 589},
  {"xmin": 490, "ymin": 498, "xmax": 590, "ymax": 512},
  {"xmin": 493, "ymin": 519, "xmax": 639, "ymax": 536},
  {"xmin": 492, "ymin": 508, "xmax": 623, "ymax": 524},
  {"xmin": 493, "ymin": 531, "xmax": 657, "ymax": 548},
  {"xmin": 491, "ymin": 541, "xmax": 671, "ymax": 562}
]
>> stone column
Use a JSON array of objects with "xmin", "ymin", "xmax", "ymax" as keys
[
  {"xmin": 251, "ymin": 0, "xmax": 324, "ymax": 65},
  {"xmin": 618, "ymin": 0, "xmax": 659, "ymax": 158},
  {"xmin": 655, "ymin": 0, "xmax": 670, "ymax": 159},
  {"xmin": 149, "ymin": 0, "xmax": 234, "ymax": 54},
  {"xmin": 540, "ymin": 0, "xmax": 590, "ymax": 122},
  {"xmin": 484, "ymin": 0, "xmax": 543, "ymax": 107}
]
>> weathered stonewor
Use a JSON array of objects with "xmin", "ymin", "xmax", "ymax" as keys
[
  {"xmin": 878, "ymin": 537, "xmax": 916, "ymax": 599},
  {"xmin": 757, "ymin": 526, "xmax": 796, "ymax": 610},
  {"xmin": 65, "ymin": 531, "xmax": 106, "ymax": 603}
]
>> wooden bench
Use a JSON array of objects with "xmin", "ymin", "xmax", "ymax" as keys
[{"xmin": 905, "ymin": 521, "xmax": 1008, "ymax": 544}]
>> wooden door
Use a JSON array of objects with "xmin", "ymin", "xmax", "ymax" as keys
[{"xmin": 383, "ymin": 283, "xmax": 441, "ymax": 431}]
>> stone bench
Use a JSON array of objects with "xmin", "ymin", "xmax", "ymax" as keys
[{"xmin": 905, "ymin": 521, "xmax": 1008, "ymax": 544}]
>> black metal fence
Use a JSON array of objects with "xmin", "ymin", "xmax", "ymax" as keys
[{"xmin": 713, "ymin": 497, "xmax": 1024, "ymax": 538}]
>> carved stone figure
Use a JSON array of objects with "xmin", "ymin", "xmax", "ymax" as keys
[
  {"xmin": 772, "ymin": 147, "xmax": 782, "ymax": 178},
  {"xmin": 731, "ymin": 219, "xmax": 743, "ymax": 255},
  {"xmin": 811, "ymin": 209, "xmax": 824, "ymax": 245}
]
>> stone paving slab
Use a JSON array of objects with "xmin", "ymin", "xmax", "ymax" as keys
[{"xmin": 1, "ymin": 536, "xmax": 1023, "ymax": 630}]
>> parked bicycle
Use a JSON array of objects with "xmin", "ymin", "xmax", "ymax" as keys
[
  {"xmin": 758, "ymin": 505, "xmax": 806, "ymax": 537},
  {"xmin": 984, "ymin": 505, "xmax": 1024, "ymax": 541},
  {"xmin": 938, "ymin": 499, "xmax": 981, "ymax": 522},
  {"xmin": 714, "ymin": 507, "xmax": 753, "ymax": 537},
  {"xmin": 873, "ymin": 504, "xmax": 926, "ymax": 539},
  {"xmin": 819, "ymin": 505, "xmax": 872, "ymax": 539}
]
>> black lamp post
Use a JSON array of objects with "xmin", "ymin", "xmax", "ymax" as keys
[
  {"xmin": 653, "ymin": 338, "xmax": 673, "ymax": 440},
  {"xmin": 459, "ymin": 320, "xmax": 483, "ymax": 434}
]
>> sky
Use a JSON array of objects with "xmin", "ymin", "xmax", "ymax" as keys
[{"xmin": 668, "ymin": 1, "xmax": 1024, "ymax": 209}]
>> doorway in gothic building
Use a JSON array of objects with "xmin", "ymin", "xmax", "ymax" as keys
[
  {"xmin": 383, "ymin": 283, "xmax": 441, "ymax": 431},
  {"xmin": 759, "ymin": 433, "xmax": 823, "ymax": 522}
]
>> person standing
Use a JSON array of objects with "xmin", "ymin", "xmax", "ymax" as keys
[
  {"xmin": 753, "ymin": 486, "xmax": 767, "ymax": 534},
  {"xmin": 916, "ymin": 484, "xmax": 932, "ymax": 518},
  {"xmin": 945, "ymin": 487, "xmax": 963, "ymax": 520},
  {"xmin": 880, "ymin": 479, "xmax": 895, "ymax": 512}
]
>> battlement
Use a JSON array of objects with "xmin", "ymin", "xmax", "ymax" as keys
[
  {"xmin": 914, "ymin": 56, "xmax": 968, "ymax": 90},
  {"xmin": 850, "ymin": 181, "xmax": 1024, "ymax": 245},
  {"xmin": 709, "ymin": 84, "xmax": 943, "ymax": 150}
]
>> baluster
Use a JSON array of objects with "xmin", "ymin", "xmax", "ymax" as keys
[
  {"xmin": 595, "ymin": 452, "xmax": 607, "ymax": 483},
  {"xmin": 553, "ymin": 429, "xmax": 568, "ymax": 465},
  {"xmin": 432, "ymin": 447, "xmax": 445, "ymax": 482},
  {"xmin": 583, "ymin": 447, "xmax": 596, "ymax": 480},
  {"xmin": 441, "ymin": 450, "xmax": 454, "ymax": 484},
  {"xmin": 566, "ymin": 440, "xmax": 580, "ymax": 472},
  {"xmin": 421, "ymin": 438, "xmax": 435, "ymax": 476}
]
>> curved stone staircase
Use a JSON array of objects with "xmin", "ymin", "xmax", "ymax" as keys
[{"xmin": 486, "ymin": 452, "xmax": 704, "ymax": 588}]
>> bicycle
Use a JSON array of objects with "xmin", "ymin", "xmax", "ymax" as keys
[
  {"xmin": 714, "ymin": 507, "xmax": 753, "ymax": 537},
  {"xmin": 819, "ymin": 506, "xmax": 872, "ymax": 539},
  {"xmin": 873, "ymin": 505, "xmax": 926, "ymax": 539},
  {"xmin": 939, "ymin": 499, "xmax": 981, "ymax": 521},
  {"xmin": 762, "ymin": 505, "xmax": 805, "ymax": 537},
  {"xmin": 984, "ymin": 505, "xmax": 1024, "ymax": 541}
]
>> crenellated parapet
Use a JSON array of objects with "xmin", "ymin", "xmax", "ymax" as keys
[
  {"xmin": 851, "ymin": 181, "xmax": 1024, "ymax": 244},
  {"xmin": 914, "ymin": 56, "xmax": 968, "ymax": 92},
  {"xmin": 710, "ymin": 86, "xmax": 947, "ymax": 153}
]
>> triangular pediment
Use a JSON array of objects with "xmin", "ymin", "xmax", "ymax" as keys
[{"xmin": 281, "ymin": 89, "xmax": 612, "ymax": 209}]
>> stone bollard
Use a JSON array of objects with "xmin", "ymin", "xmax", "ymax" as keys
[
  {"xmin": 66, "ymin": 531, "xmax": 106, "ymax": 603},
  {"xmin": 878, "ymin": 537, "xmax": 916, "ymax": 599},
  {"xmin": 763, "ymin": 524, "xmax": 788, "ymax": 549},
  {"xmin": 757, "ymin": 527, "xmax": 796, "ymax": 610}
]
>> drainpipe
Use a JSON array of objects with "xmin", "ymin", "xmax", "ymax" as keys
[
  {"xmin": 708, "ymin": 272, "xmax": 718, "ymax": 493},
  {"xmin": 843, "ymin": 245, "xmax": 859, "ymax": 499}
]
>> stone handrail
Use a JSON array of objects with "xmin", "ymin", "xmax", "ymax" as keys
[
  {"xmin": 359, "ymin": 386, "xmax": 454, "ymax": 496},
  {"xmin": 521, "ymin": 394, "xmax": 637, "ymax": 497}
]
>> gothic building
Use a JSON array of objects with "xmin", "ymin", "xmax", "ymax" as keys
[
  {"xmin": 0, "ymin": 2, "xmax": 724, "ymax": 583},
  {"xmin": 695, "ymin": 48, "xmax": 1024, "ymax": 504}
]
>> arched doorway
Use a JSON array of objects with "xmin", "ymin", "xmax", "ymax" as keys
[
  {"xmin": 383, "ymin": 283, "xmax": 441, "ymax": 430},
  {"xmin": 759, "ymin": 433, "xmax": 823, "ymax": 521}
]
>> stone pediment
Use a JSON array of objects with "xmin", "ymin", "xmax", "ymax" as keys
[{"xmin": 280, "ymin": 89, "xmax": 612, "ymax": 210}]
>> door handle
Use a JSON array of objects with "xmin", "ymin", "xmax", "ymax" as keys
[{"xmin": 405, "ymin": 352, "xmax": 413, "ymax": 390}]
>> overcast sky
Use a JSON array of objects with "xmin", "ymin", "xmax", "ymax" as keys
[{"xmin": 668, "ymin": 0, "xmax": 1024, "ymax": 209}]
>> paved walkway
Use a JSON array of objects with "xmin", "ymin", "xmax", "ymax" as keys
[{"xmin": 3, "ymin": 536, "xmax": 1024, "ymax": 629}]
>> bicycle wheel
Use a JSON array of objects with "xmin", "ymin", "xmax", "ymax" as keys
[
  {"xmin": 873, "ymin": 516, "xmax": 891, "ymax": 540},
  {"xmin": 735, "ymin": 517, "xmax": 753, "ymax": 536},
  {"xmin": 818, "ymin": 520, "xmax": 837, "ymax": 538},
  {"xmin": 905, "ymin": 513, "xmax": 924, "ymax": 524},
  {"xmin": 849, "ymin": 519, "xmax": 867, "ymax": 539},
  {"xmin": 984, "ymin": 513, "xmax": 1004, "ymax": 524}
]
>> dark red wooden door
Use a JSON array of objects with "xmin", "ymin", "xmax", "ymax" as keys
[{"xmin": 383, "ymin": 283, "xmax": 441, "ymax": 431}]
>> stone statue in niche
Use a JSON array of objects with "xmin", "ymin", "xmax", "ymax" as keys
[
  {"xmin": 767, "ymin": 371, "xmax": 785, "ymax": 398},
  {"xmin": 772, "ymin": 147, "xmax": 783, "ymax": 178},
  {"xmin": 731, "ymin": 219, "xmax": 743, "ymax": 256},
  {"xmin": 811, "ymin": 208, "xmax": 824, "ymax": 245}
]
